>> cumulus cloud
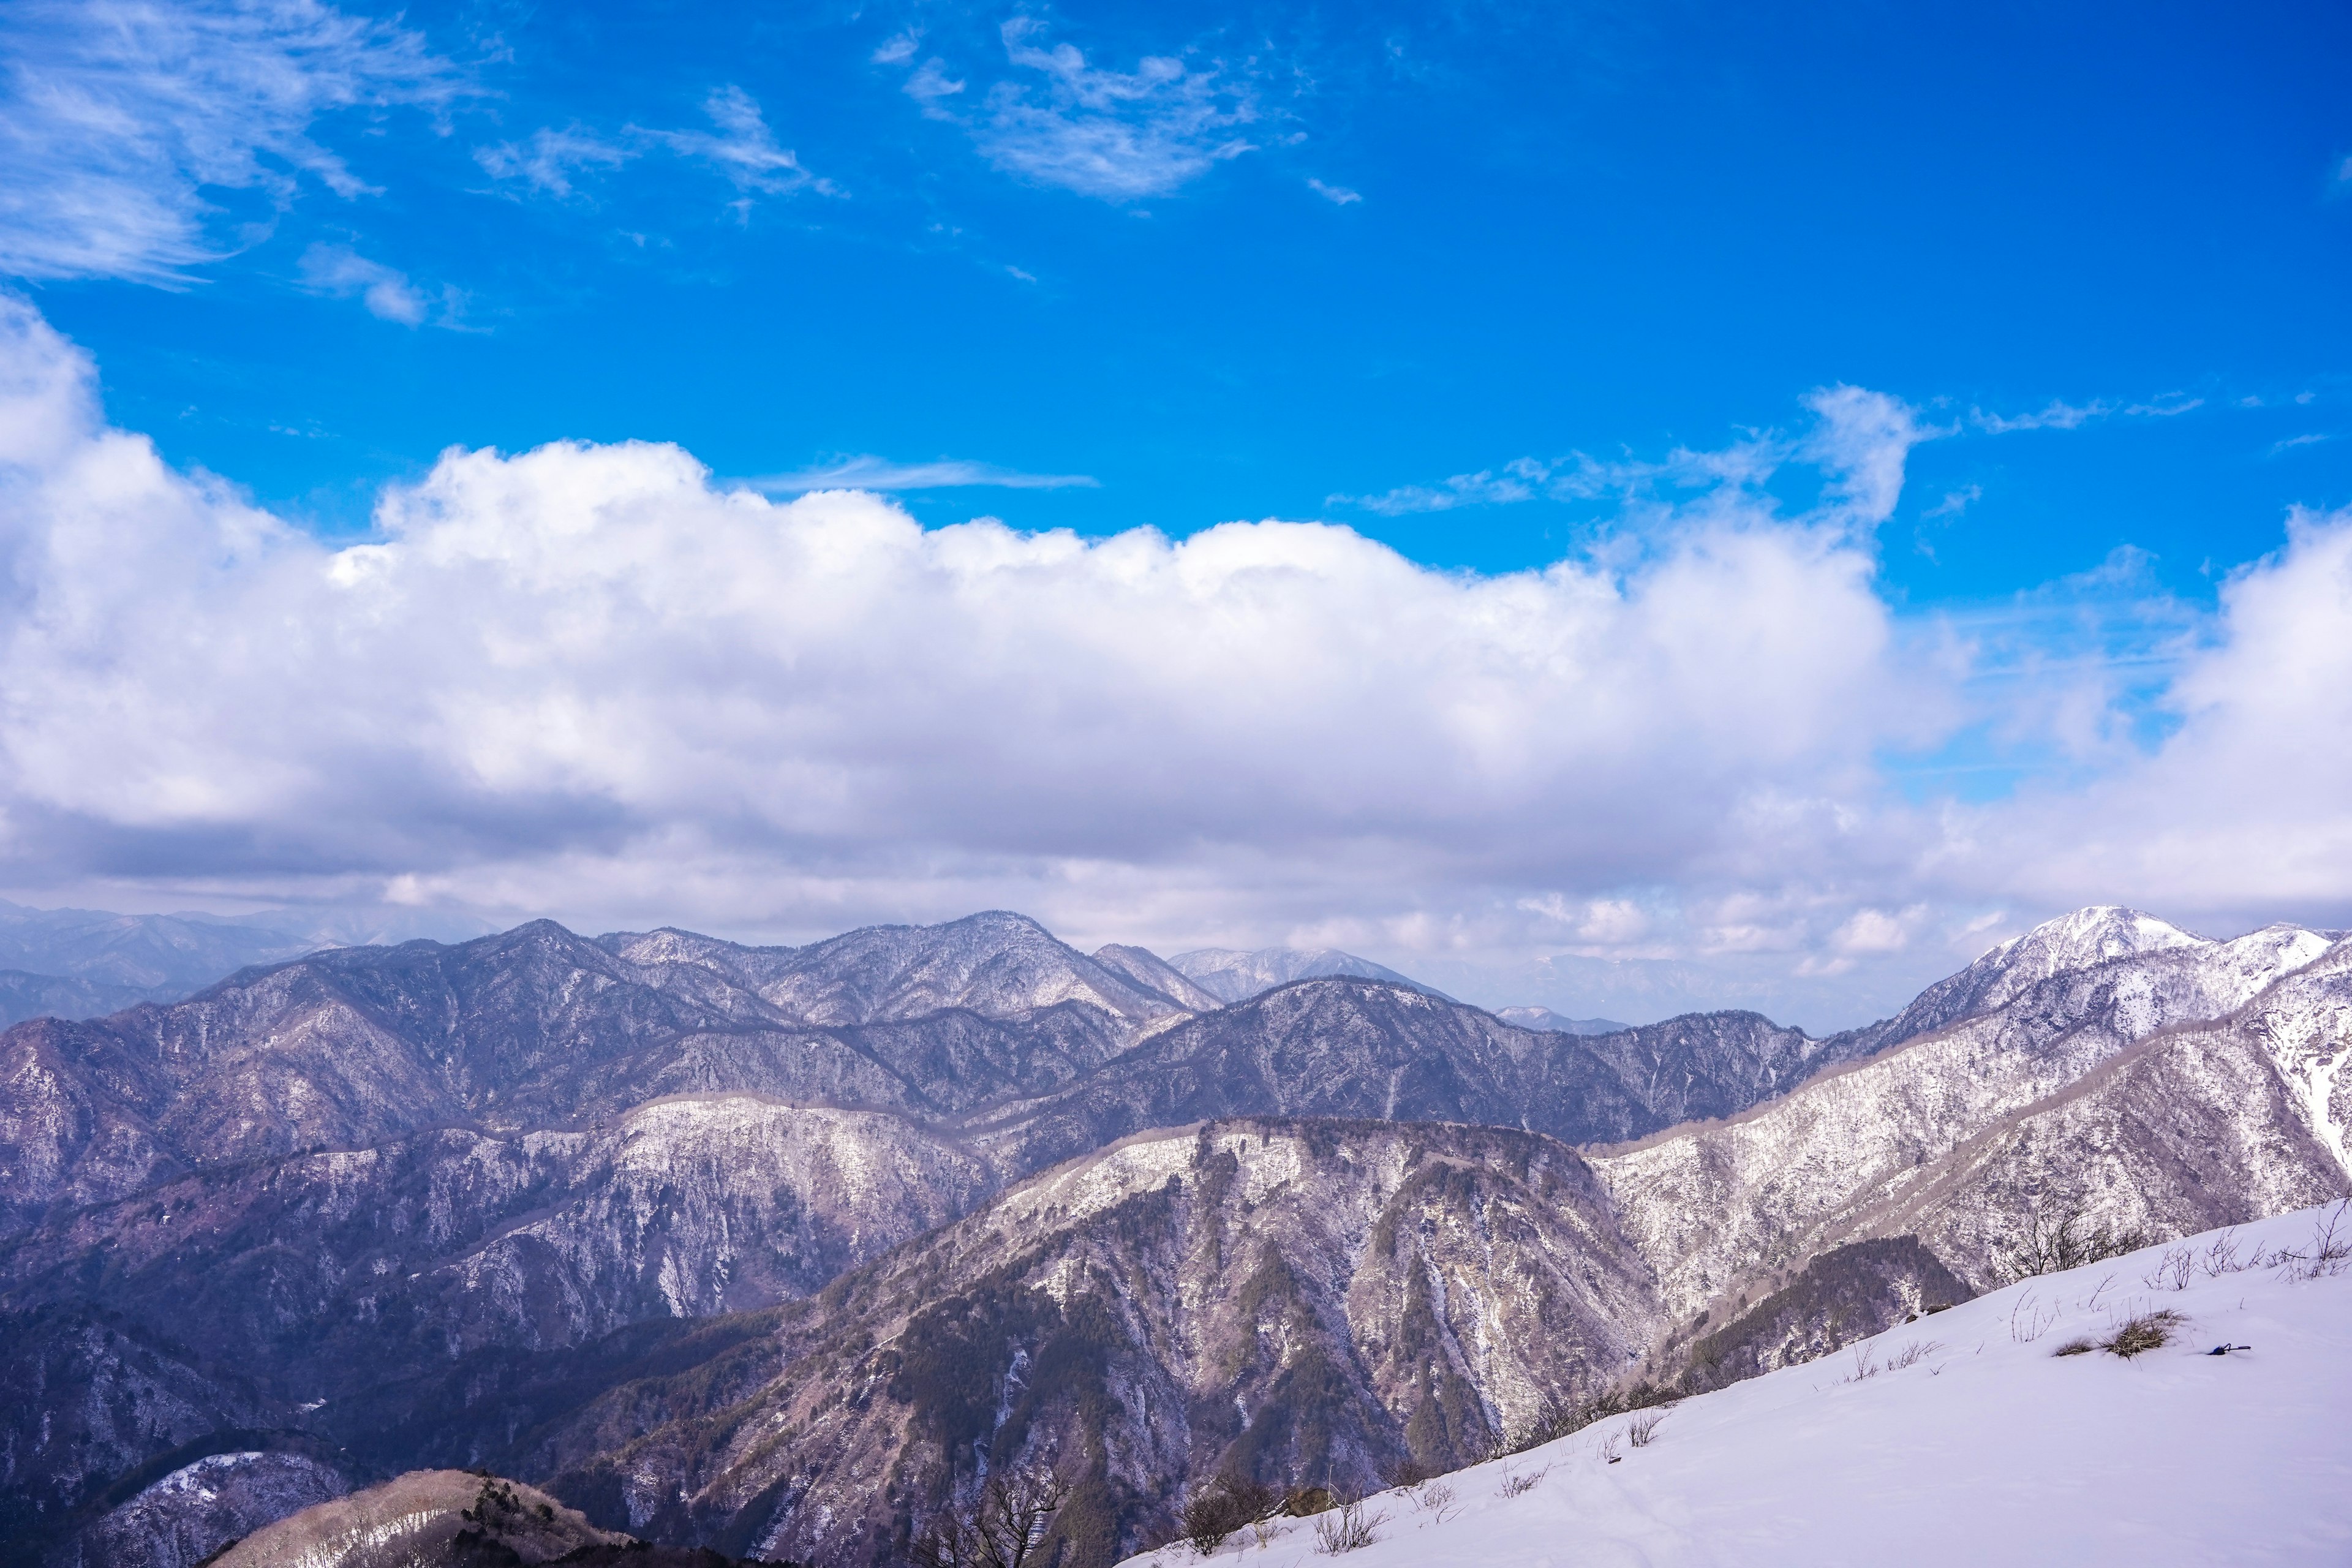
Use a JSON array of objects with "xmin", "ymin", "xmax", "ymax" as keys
[
  {"xmin": 0, "ymin": 0, "xmax": 457, "ymax": 282},
  {"xmin": 1, "ymin": 296, "xmax": 2343, "ymax": 1025},
  {"xmin": 891, "ymin": 20, "xmax": 1258, "ymax": 200}
]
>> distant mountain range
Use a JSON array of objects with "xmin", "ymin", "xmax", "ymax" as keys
[{"xmin": 0, "ymin": 904, "xmax": 2343, "ymax": 1567}]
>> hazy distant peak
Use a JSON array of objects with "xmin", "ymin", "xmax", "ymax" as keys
[
  {"xmin": 1167, "ymin": 944, "xmax": 1442, "ymax": 1003},
  {"xmin": 1494, "ymin": 1005, "xmax": 1634, "ymax": 1035}
]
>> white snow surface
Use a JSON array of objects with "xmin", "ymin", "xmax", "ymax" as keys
[{"xmin": 1122, "ymin": 1204, "xmax": 2352, "ymax": 1568}]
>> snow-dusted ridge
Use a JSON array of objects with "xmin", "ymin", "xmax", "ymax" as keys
[{"xmin": 1121, "ymin": 1204, "xmax": 2352, "ymax": 1568}]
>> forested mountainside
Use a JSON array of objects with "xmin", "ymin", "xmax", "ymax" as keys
[{"xmin": 3, "ymin": 905, "xmax": 2345, "ymax": 1566}]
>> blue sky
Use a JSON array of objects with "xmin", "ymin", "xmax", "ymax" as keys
[
  {"xmin": 28, "ymin": 1, "xmax": 2351, "ymax": 586},
  {"xmin": 1, "ymin": 0, "xmax": 2348, "ymax": 1024}
]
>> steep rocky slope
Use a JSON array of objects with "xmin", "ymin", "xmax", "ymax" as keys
[{"xmin": 521, "ymin": 1118, "xmax": 1661, "ymax": 1566}]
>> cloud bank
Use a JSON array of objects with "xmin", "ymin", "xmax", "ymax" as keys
[{"xmin": 0, "ymin": 295, "xmax": 2345, "ymax": 1024}]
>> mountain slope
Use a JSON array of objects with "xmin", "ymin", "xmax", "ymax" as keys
[
  {"xmin": 1594, "ymin": 918, "xmax": 2345, "ymax": 1317},
  {"xmin": 1115, "ymin": 1205, "xmax": 2352, "ymax": 1568},
  {"xmin": 0, "ymin": 1096, "xmax": 989, "ymax": 1402},
  {"xmin": 522, "ymin": 1118, "xmax": 1662, "ymax": 1566}
]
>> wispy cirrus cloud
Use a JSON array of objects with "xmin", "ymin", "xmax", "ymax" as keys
[
  {"xmin": 475, "ymin": 88, "xmax": 832, "ymax": 214},
  {"xmin": 638, "ymin": 85, "xmax": 834, "ymax": 205},
  {"xmin": 0, "ymin": 0, "xmax": 460, "ymax": 284},
  {"xmin": 1333, "ymin": 387, "xmax": 1928, "ymax": 530},
  {"xmin": 884, "ymin": 19, "xmax": 1261, "ymax": 201},
  {"xmin": 1967, "ymin": 391, "xmax": 2202, "ymax": 434},
  {"xmin": 1307, "ymin": 178, "xmax": 1360, "ymax": 205},
  {"xmin": 752, "ymin": 454, "xmax": 1099, "ymax": 494},
  {"xmin": 473, "ymin": 125, "xmax": 634, "ymax": 200}
]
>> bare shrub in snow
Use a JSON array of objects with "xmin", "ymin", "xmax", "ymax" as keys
[
  {"xmin": 2052, "ymin": 1337, "xmax": 2097, "ymax": 1357},
  {"xmin": 1842, "ymin": 1344, "xmax": 1879, "ymax": 1382},
  {"xmin": 1995, "ymin": 1201, "xmax": 2151, "ymax": 1283},
  {"xmin": 2008, "ymin": 1291, "xmax": 2057, "ymax": 1344},
  {"xmin": 2268, "ymin": 1201, "xmax": 2352, "ymax": 1280},
  {"xmin": 2199, "ymin": 1230, "xmax": 2248, "ymax": 1277},
  {"xmin": 2102, "ymin": 1309, "xmax": 2186, "ymax": 1359},
  {"xmin": 1627, "ymin": 1411, "xmax": 1667, "ymax": 1447},
  {"xmin": 1313, "ymin": 1499, "xmax": 1384, "ymax": 1555},
  {"xmin": 2145, "ymin": 1246, "xmax": 2197, "ymax": 1291},
  {"xmin": 1493, "ymin": 1463, "xmax": 1546, "ymax": 1499},
  {"xmin": 1597, "ymin": 1432, "xmax": 1624, "ymax": 1464},
  {"xmin": 1887, "ymin": 1340, "xmax": 1940, "ymax": 1370}
]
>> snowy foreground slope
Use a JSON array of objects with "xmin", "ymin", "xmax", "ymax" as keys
[{"xmin": 1122, "ymin": 1205, "xmax": 2352, "ymax": 1568}]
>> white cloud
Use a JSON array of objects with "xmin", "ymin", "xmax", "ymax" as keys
[
  {"xmin": 894, "ymin": 20, "xmax": 1259, "ymax": 200},
  {"xmin": 474, "ymin": 125, "xmax": 633, "ymax": 200},
  {"xmin": 0, "ymin": 0, "xmax": 457, "ymax": 283},
  {"xmin": 752, "ymin": 456, "xmax": 1099, "ymax": 494},
  {"xmin": 1307, "ymin": 178, "xmax": 1360, "ymax": 205},
  {"xmin": 2, "ymin": 296, "xmax": 2345, "ymax": 1026},
  {"xmin": 638, "ymin": 86, "xmax": 833, "ymax": 203},
  {"xmin": 296, "ymin": 242, "xmax": 439, "ymax": 325}
]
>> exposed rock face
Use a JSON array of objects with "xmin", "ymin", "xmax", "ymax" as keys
[
  {"xmin": 1593, "ymin": 918, "xmax": 2350, "ymax": 1317},
  {"xmin": 50, "ymin": 1450, "xmax": 350, "ymax": 1568},
  {"xmin": 1167, "ymin": 946, "xmax": 1436, "ymax": 1003},
  {"xmin": 527, "ymin": 1119, "xmax": 1660, "ymax": 1567},
  {"xmin": 968, "ymin": 981, "xmax": 1880, "ymax": 1174}
]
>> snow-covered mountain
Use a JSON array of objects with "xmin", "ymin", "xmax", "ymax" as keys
[
  {"xmin": 1168, "ymin": 945, "xmax": 1441, "ymax": 1003},
  {"xmin": 1116, "ymin": 1203, "xmax": 2352, "ymax": 1568},
  {"xmin": 1594, "ymin": 911, "xmax": 2346, "ymax": 1319},
  {"xmin": 1, "ymin": 902, "xmax": 2344, "ymax": 1564}
]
